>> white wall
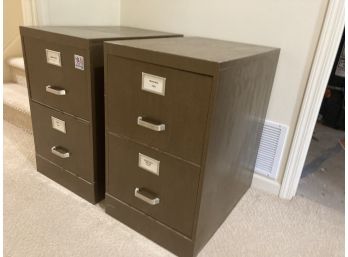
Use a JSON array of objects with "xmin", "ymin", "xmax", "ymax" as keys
[
  {"xmin": 120, "ymin": 0, "xmax": 329, "ymax": 184},
  {"xmin": 4, "ymin": 0, "xmax": 24, "ymax": 82},
  {"xmin": 35, "ymin": 0, "xmax": 120, "ymax": 25}
]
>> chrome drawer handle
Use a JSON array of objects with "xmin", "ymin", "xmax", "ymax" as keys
[
  {"xmin": 46, "ymin": 85, "xmax": 66, "ymax": 96},
  {"xmin": 51, "ymin": 146, "xmax": 70, "ymax": 158},
  {"xmin": 134, "ymin": 187, "xmax": 160, "ymax": 205},
  {"xmin": 137, "ymin": 116, "xmax": 165, "ymax": 132}
]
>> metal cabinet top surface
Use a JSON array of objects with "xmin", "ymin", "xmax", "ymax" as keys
[
  {"xmin": 106, "ymin": 37, "xmax": 278, "ymax": 63},
  {"xmin": 105, "ymin": 37, "xmax": 279, "ymax": 75},
  {"xmin": 21, "ymin": 26, "xmax": 181, "ymax": 40}
]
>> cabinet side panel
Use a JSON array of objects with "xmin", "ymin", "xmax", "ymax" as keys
[
  {"xmin": 194, "ymin": 50, "xmax": 280, "ymax": 254},
  {"xmin": 90, "ymin": 42, "xmax": 105, "ymax": 200}
]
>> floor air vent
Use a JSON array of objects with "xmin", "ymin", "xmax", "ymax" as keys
[{"xmin": 255, "ymin": 120, "xmax": 288, "ymax": 179}]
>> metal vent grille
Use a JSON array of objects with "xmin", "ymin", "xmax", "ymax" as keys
[{"xmin": 255, "ymin": 120, "xmax": 288, "ymax": 179}]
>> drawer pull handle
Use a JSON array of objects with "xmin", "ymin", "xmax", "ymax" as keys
[
  {"xmin": 46, "ymin": 85, "xmax": 66, "ymax": 96},
  {"xmin": 51, "ymin": 146, "xmax": 70, "ymax": 158},
  {"xmin": 137, "ymin": 116, "xmax": 165, "ymax": 132},
  {"xmin": 134, "ymin": 187, "xmax": 160, "ymax": 205}
]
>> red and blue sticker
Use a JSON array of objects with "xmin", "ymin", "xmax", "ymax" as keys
[{"xmin": 74, "ymin": 54, "xmax": 84, "ymax": 70}]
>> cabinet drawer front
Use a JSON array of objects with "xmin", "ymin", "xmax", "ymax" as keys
[
  {"xmin": 106, "ymin": 56, "xmax": 212, "ymax": 164},
  {"xmin": 107, "ymin": 134, "xmax": 200, "ymax": 238},
  {"xmin": 30, "ymin": 102, "xmax": 94, "ymax": 182},
  {"xmin": 23, "ymin": 37, "xmax": 90, "ymax": 120}
]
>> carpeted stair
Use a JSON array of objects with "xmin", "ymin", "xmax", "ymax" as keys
[{"xmin": 3, "ymin": 57, "xmax": 32, "ymax": 133}]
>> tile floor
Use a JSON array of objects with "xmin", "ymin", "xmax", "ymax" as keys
[{"xmin": 297, "ymin": 122, "xmax": 345, "ymax": 213}]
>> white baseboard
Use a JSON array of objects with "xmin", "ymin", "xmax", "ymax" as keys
[{"xmin": 252, "ymin": 173, "xmax": 281, "ymax": 195}]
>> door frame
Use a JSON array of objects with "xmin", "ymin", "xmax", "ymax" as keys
[{"xmin": 279, "ymin": 0, "xmax": 345, "ymax": 199}]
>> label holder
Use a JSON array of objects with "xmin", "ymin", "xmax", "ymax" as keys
[
  {"xmin": 141, "ymin": 72, "xmax": 166, "ymax": 96},
  {"xmin": 138, "ymin": 153, "xmax": 160, "ymax": 176},
  {"xmin": 51, "ymin": 116, "xmax": 66, "ymax": 134},
  {"xmin": 45, "ymin": 49, "xmax": 61, "ymax": 67}
]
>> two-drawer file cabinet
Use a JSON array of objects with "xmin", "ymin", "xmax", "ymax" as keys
[
  {"xmin": 20, "ymin": 26, "xmax": 181, "ymax": 203},
  {"xmin": 104, "ymin": 37, "xmax": 280, "ymax": 256}
]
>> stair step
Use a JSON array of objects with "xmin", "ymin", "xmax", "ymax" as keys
[
  {"xmin": 3, "ymin": 83, "xmax": 32, "ymax": 133},
  {"xmin": 8, "ymin": 57, "xmax": 25, "ymax": 70},
  {"xmin": 8, "ymin": 57, "xmax": 27, "ymax": 87}
]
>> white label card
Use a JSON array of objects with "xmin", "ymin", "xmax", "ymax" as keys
[
  {"xmin": 46, "ymin": 49, "xmax": 61, "ymax": 67},
  {"xmin": 51, "ymin": 116, "xmax": 66, "ymax": 134},
  {"xmin": 74, "ymin": 54, "xmax": 84, "ymax": 70},
  {"xmin": 138, "ymin": 153, "xmax": 160, "ymax": 175},
  {"xmin": 142, "ymin": 72, "xmax": 166, "ymax": 96}
]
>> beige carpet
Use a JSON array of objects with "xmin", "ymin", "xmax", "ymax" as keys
[
  {"xmin": 4, "ymin": 121, "xmax": 344, "ymax": 257},
  {"xmin": 3, "ymin": 83, "xmax": 32, "ymax": 134}
]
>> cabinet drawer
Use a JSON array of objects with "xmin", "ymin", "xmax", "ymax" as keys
[
  {"xmin": 30, "ymin": 102, "xmax": 94, "ymax": 182},
  {"xmin": 106, "ymin": 56, "xmax": 212, "ymax": 164},
  {"xmin": 107, "ymin": 134, "xmax": 200, "ymax": 237},
  {"xmin": 24, "ymin": 37, "xmax": 90, "ymax": 120}
]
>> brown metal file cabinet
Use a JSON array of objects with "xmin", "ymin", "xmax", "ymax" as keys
[
  {"xmin": 104, "ymin": 37, "xmax": 280, "ymax": 256},
  {"xmin": 20, "ymin": 26, "xmax": 181, "ymax": 203}
]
